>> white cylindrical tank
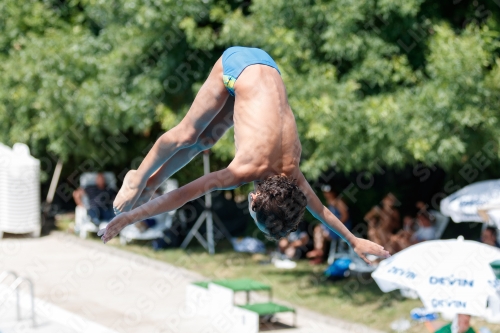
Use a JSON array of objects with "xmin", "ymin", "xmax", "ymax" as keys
[{"xmin": 0, "ymin": 143, "xmax": 41, "ymax": 237}]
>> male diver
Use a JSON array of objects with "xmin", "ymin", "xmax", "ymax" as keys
[{"xmin": 98, "ymin": 46, "xmax": 390, "ymax": 263}]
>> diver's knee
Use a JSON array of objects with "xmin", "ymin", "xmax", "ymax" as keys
[
  {"xmin": 196, "ymin": 132, "xmax": 216, "ymax": 150},
  {"xmin": 166, "ymin": 124, "xmax": 199, "ymax": 149}
]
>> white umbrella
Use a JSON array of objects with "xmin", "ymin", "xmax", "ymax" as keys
[
  {"xmin": 372, "ymin": 238, "xmax": 500, "ymax": 318},
  {"xmin": 440, "ymin": 179, "xmax": 500, "ymax": 227}
]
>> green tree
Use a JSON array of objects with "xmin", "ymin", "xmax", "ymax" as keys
[
  {"xmin": 0, "ymin": 0, "xmax": 499, "ymax": 185},
  {"xmin": 182, "ymin": 0, "xmax": 500, "ymax": 178}
]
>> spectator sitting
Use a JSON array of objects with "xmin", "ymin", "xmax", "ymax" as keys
[
  {"xmin": 73, "ymin": 173, "xmax": 116, "ymax": 226},
  {"xmin": 73, "ymin": 187, "xmax": 86, "ymax": 208},
  {"xmin": 278, "ymin": 220, "xmax": 310, "ymax": 260},
  {"xmin": 306, "ymin": 186, "xmax": 351, "ymax": 264},
  {"xmin": 412, "ymin": 201, "xmax": 436, "ymax": 242},
  {"xmin": 388, "ymin": 201, "xmax": 436, "ymax": 253},
  {"xmin": 481, "ymin": 226, "xmax": 500, "ymax": 248},
  {"xmin": 434, "ymin": 314, "xmax": 475, "ymax": 333},
  {"xmin": 364, "ymin": 193, "xmax": 400, "ymax": 253}
]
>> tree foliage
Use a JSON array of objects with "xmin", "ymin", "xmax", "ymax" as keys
[{"xmin": 1, "ymin": 0, "xmax": 499, "ymax": 183}]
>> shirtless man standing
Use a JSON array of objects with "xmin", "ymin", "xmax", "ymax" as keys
[{"xmin": 98, "ymin": 46, "xmax": 390, "ymax": 263}]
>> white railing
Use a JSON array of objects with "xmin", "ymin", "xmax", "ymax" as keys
[{"xmin": 0, "ymin": 270, "xmax": 36, "ymax": 327}]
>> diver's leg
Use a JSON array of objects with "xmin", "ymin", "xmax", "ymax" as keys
[
  {"xmin": 115, "ymin": 58, "xmax": 229, "ymax": 212},
  {"xmin": 133, "ymin": 97, "xmax": 235, "ymax": 208}
]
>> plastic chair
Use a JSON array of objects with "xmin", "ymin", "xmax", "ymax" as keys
[
  {"xmin": 74, "ymin": 172, "xmax": 117, "ymax": 239},
  {"xmin": 118, "ymin": 179, "xmax": 178, "ymax": 245},
  {"xmin": 348, "ymin": 246, "xmax": 378, "ymax": 274},
  {"xmin": 0, "ymin": 143, "xmax": 41, "ymax": 238}
]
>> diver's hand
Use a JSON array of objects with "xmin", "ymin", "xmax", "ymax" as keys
[
  {"xmin": 113, "ymin": 170, "xmax": 146, "ymax": 214},
  {"xmin": 351, "ymin": 237, "xmax": 391, "ymax": 265},
  {"xmin": 97, "ymin": 213, "xmax": 132, "ymax": 244}
]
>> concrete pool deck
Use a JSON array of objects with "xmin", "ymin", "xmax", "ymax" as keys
[{"xmin": 0, "ymin": 232, "xmax": 383, "ymax": 333}]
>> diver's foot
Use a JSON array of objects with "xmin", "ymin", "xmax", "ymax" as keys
[{"xmin": 113, "ymin": 170, "xmax": 145, "ymax": 213}]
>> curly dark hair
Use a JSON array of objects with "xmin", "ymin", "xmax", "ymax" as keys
[{"xmin": 251, "ymin": 175, "xmax": 307, "ymax": 240}]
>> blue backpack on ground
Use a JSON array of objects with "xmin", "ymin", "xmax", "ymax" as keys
[{"xmin": 324, "ymin": 257, "xmax": 351, "ymax": 280}]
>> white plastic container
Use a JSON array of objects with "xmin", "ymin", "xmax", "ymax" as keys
[{"xmin": 0, "ymin": 143, "xmax": 41, "ymax": 238}]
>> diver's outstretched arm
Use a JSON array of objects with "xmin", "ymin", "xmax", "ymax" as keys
[
  {"xmin": 296, "ymin": 172, "xmax": 391, "ymax": 264},
  {"xmin": 100, "ymin": 166, "xmax": 247, "ymax": 243}
]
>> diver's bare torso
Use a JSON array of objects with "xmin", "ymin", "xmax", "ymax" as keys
[{"xmin": 227, "ymin": 64, "xmax": 302, "ymax": 182}]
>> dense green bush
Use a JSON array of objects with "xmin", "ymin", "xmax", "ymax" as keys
[{"xmin": 1, "ymin": 0, "xmax": 499, "ymax": 186}]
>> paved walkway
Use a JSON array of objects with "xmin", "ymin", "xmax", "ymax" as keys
[
  {"xmin": 0, "ymin": 283, "xmax": 117, "ymax": 333},
  {"xmin": 0, "ymin": 232, "xmax": 384, "ymax": 333}
]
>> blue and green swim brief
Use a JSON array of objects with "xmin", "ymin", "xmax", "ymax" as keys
[{"xmin": 221, "ymin": 46, "xmax": 281, "ymax": 96}]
